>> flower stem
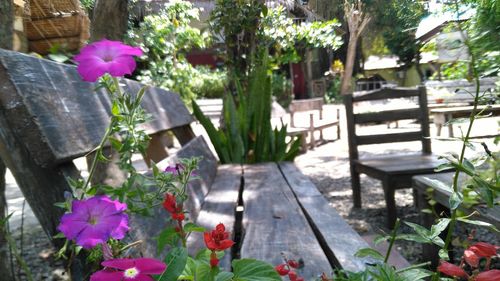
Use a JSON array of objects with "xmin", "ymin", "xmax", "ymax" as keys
[
  {"xmin": 442, "ymin": 1, "xmax": 481, "ymax": 254},
  {"xmin": 384, "ymin": 218, "xmax": 400, "ymax": 263},
  {"xmin": 81, "ymin": 122, "xmax": 114, "ymax": 199}
]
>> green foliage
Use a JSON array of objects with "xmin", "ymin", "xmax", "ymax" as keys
[
  {"xmin": 191, "ymin": 66, "xmax": 228, "ymax": 99},
  {"xmin": 193, "ymin": 55, "xmax": 301, "ymax": 164},
  {"xmin": 128, "ymin": 0, "xmax": 211, "ymax": 103},
  {"xmin": 259, "ymin": 7, "xmax": 342, "ymax": 66},
  {"xmin": 271, "ymin": 72, "xmax": 293, "ymax": 109},
  {"xmin": 375, "ymin": 0, "xmax": 427, "ymax": 68},
  {"xmin": 210, "ymin": 0, "xmax": 265, "ymax": 79},
  {"xmin": 325, "ymin": 76, "xmax": 342, "ymax": 104}
]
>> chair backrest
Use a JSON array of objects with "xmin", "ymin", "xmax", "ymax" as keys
[{"xmin": 343, "ymin": 86, "xmax": 431, "ymax": 161}]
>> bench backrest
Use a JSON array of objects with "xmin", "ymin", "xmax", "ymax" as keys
[
  {"xmin": 0, "ymin": 48, "xmax": 194, "ymax": 167},
  {"xmin": 289, "ymin": 98, "xmax": 325, "ymax": 126},
  {"xmin": 344, "ymin": 86, "xmax": 431, "ymax": 161}
]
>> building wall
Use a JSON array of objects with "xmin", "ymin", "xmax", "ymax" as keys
[{"xmin": 365, "ymin": 64, "xmax": 433, "ymax": 87}]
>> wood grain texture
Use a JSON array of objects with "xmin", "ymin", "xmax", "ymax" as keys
[
  {"xmin": 353, "ymin": 87, "xmax": 420, "ymax": 102},
  {"xmin": 187, "ymin": 164, "xmax": 242, "ymax": 270},
  {"xmin": 356, "ymin": 131, "xmax": 423, "ymax": 145},
  {"xmin": 354, "ymin": 108, "xmax": 421, "ymax": 124},
  {"xmin": 0, "ymin": 49, "xmax": 193, "ymax": 166},
  {"xmin": 278, "ymin": 162, "xmax": 372, "ymax": 272},
  {"xmin": 355, "ymin": 154, "xmax": 443, "ymax": 175},
  {"xmin": 241, "ymin": 163, "xmax": 332, "ymax": 278}
]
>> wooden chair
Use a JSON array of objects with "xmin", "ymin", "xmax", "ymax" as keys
[{"xmin": 344, "ymin": 86, "xmax": 444, "ymax": 228}]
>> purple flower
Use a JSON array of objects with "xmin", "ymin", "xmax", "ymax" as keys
[
  {"xmin": 58, "ymin": 195, "xmax": 129, "ymax": 249},
  {"xmin": 164, "ymin": 163, "xmax": 197, "ymax": 177},
  {"xmin": 90, "ymin": 258, "xmax": 167, "ymax": 281},
  {"xmin": 74, "ymin": 39, "xmax": 143, "ymax": 82}
]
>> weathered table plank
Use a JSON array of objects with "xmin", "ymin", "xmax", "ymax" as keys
[
  {"xmin": 241, "ymin": 163, "xmax": 332, "ymax": 279},
  {"xmin": 278, "ymin": 162, "xmax": 371, "ymax": 272},
  {"xmin": 187, "ymin": 164, "xmax": 242, "ymax": 269}
]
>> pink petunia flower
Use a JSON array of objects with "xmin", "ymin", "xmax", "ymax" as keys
[
  {"xmin": 58, "ymin": 195, "xmax": 129, "ymax": 249},
  {"xmin": 74, "ymin": 39, "xmax": 143, "ymax": 82},
  {"xmin": 90, "ymin": 258, "xmax": 167, "ymax": 281}
]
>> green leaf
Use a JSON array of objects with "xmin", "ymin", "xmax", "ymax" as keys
[
  {"xmin": 398, "ymin": 269, "xmax": 433, "ymax": 281},
  {"xmin": 373, "ymin": 235, "xmax": 389, "ymax": 245},
  {"xmin": 404, "ymin": 222, "xmax": 431, "ymax": 239},
  {"xmin": 457, "ymin": 217, "xmax": 499, "ymax": 232},
  {"xmin": 430, "ymin": 218, "xmax": 450, "ymax": 238},
  {"xmin": 232, "ymin": 259, "xmax": 281, "ymax": 281},
  {"xmin": 216, "ymin": 271, "xmax": 234, "ymax": 281},
  {"xmin": 157, "ymin": 227, "xmax": 179, "ymax": 254},
  {"xmin": 396, "ymin": 234, "xmax": 430, "ymax": 244},
  {"xmin": 47, "ymin": 53, "xmax": 69, "ymax": 63},
  {"xmin": 195, "ymin": 262, "xmax": 214, "ymax": 281},
  {"xmin": 354, "ymin": 248, "xmax": 384, "ymax": 260},
  {"xmin": 448, "ymin": 191, "xmax": 463, "ymax": 211},
  {"xmin": 158, "ymin": 247, "xmax": 188, "ymax": 281},
  {"xmin": 196, "ymin": 249, "xmax": 224, "ymax": 264},
  {"xmin": 179, "ymin": 257, "xmax": 196, "ymax": 281},
  {"xmin": 112, "ymin": 101, "xmax": 120, "ymax": 116},
  {"xmin": 438, "ymin": 249, "xmax": 449, "ymax": 261},
  {"xmin": 184, "ymin": 222, "xmax": 206, "ymax": 233},
  {"xmin": 462, "ymin": 159, "xmax": 475, "ymax": 173},
  {"xmin": 422, "ymin": 178, "xmax": 453, "ymax": 193}
]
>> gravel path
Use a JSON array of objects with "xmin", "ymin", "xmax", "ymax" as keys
[{"xmin": 4, "ymin": 106, "xmax": 499, "ymax": 279}]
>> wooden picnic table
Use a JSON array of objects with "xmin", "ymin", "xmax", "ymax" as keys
[
  {"xmin": 413, "ymin": 172, "xmax": 500, "ymax": 267},
  {"xmin": 430, "ymin": 104, "xmax": 500, "ymax": 137}
]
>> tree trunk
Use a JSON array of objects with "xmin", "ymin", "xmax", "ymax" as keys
[
  {"xmin": 0, "ymin": 0, "xmax": 13, "ymax": 50},
  {"xmin": 0, "ymin": 1, "xmax": 14, "ymax": 279},
  {"xmin": 87, "ymin": 0, "xmax": 129, "ymax": 188},
  {"xmin": 91, "ymin": 0, "xmax": 129, "ymax": 41},
  {"xmin": 0, "ymin": 159, "xmax": 14, "ymax": 281},
  {"xmin": 340, "ymin": 32, "xmax": 358, "ymax": 95}
]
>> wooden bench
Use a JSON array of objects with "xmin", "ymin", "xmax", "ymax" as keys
[
  {"xmin": 0, "ymin": 49, "xmax": 372, "ymax": 279},
  {"xmin": 430, "ymin": 104, "xmax": 500, "ymax": 137},
  {"xmin": 413, "ymin": 172, "xmax": 500, "ymax": 267},
  {"xmin": 194, "ymin": 98, "xmax": 224, "ymax": 120},
  {"xmin": 289, "ymin": 98, "xmax": 341, "ymax": 149}
]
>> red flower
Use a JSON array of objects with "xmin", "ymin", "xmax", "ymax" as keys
[
  {"xmin": 163, "ymin": 193, "xmax": 184, "ymax": 221},
  {"xmin": 275, "ymin": 264, "xmax": 290, "ymax": 276},
  {"xmin": 204, "ymin": 223, "xmax": 235, "ymax": 251},
  {"xmin": 287, "ymin": 260, "xmax": 300, "ymax": 269},
  {"xmin": 209, "ymin": 251, "xmax": 219, "ymax": 268},
  {"xmin": 475, "ymin": 269, "xmax": 500, "ymax": 281},
  {"xmin": 464, "ymin": 249, "xmax": 480, "ymax": 268},
  {"xmin": 437, "ymin": 261, "xmax": 469, "ymax": 279},
  {"xmin": 469, "ymin": 242, "xmax": 499, "ymax": 258},
  {"xmin": 288, "ymin": 271, "xmax": 298, "ymax": 281}
]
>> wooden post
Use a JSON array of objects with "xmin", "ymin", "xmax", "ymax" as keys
[{"xmin": 0, "ymin": 1, "xmax": 15, "ymax": 279}]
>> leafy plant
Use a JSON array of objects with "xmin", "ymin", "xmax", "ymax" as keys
[
  {"xmin": 191, "ymin": 66, "xmax": 228, "ymax": 99},
  {"xmin": 128, "ymin": 0, "xmax": 211, "ymax": 103},
  {"xmin": 192, "ymin": 54, "xmax": 301, "ymax": 164}
]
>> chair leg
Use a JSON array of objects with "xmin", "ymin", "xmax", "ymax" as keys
[
  {"xmin": 382, "ymin": 179, "xmax": 397, "ymax": 229},
  {"xmin": 350, "ymin": 166, "xmax": 361, "ymax": 208}
]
